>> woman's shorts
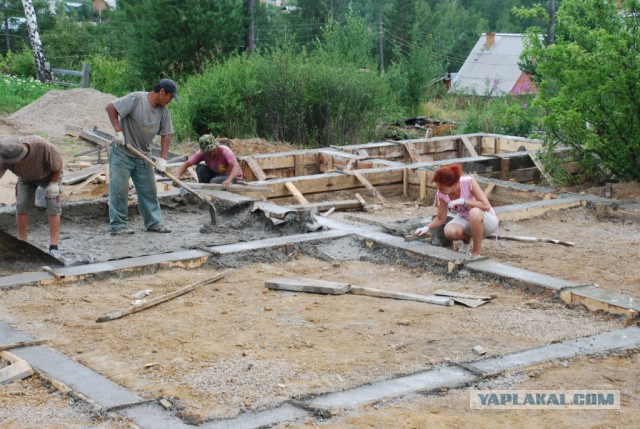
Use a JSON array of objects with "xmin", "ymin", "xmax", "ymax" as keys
[{"xmin": 448, "ymin": 211, "xmax": 498, "ymax": 237}]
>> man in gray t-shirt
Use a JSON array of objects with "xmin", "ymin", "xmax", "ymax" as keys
[{"xmin": 106, "ymin": 79, "xmax": 178, "ymax": 235}]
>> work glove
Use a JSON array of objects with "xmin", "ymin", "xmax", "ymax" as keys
[
  {"xmin": 155, "ymin": 158, "xmax": 167, "ymax": 173},
  {"xmin": 448, "ymin": 197, "xmax": 466, "ymax": 212},
  {"xmin": 113, "ymin": 131, "xmax": 125, "ymax": 146},
  {"xmin": 414, "ymin": 226, "xmax": 430, "ymax": 236},
  {"xmin": 45, "ymin": 182, "xmax": 60, "ymax": 199}
]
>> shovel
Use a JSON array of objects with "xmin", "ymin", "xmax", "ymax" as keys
[{"xmin": 119, "ymin": 142, "xmax": 218, "ymax": 225}]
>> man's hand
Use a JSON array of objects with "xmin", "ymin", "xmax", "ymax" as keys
[
  {"xmin": 221, "ymin": 179, "xmax": 231, "ymax": 188},
  {"xmin": 155, "ymin": 158, "xmax": 167, "ymax": 173},
  {"xmin": 414, "ymin": 226, "xmax": 430, "ymax": 236},
  {"xmin": 448, "ymin": 197, "xmax": 466, "ymax": 212},
  {"xmin": 45, "ymin": 182, "xmax": 60, "ymax": 199},
  {"xmin": 114, "ymin": 131, "xmax": 125, "ymax": 146}
]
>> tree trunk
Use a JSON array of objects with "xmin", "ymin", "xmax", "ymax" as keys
[
  {"xmin": 244, "ymin": 0, "xmax": 255, "ymax": 54},
  {"xmin": 21, "ymin": 0, "xmax": 50, "ymax": 82}
]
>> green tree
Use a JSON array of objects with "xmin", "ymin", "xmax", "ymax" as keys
[
  {"xmin": 522, "ymin": 0, "xmax": 640, "ymax": 182},
  {"xmin": 118, "ymin": 0, "xmax": 244, "ymax": 85}
]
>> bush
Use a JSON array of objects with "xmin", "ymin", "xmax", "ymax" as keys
[
  {"xmin": 0, "ymin": 49, "xmax": 37, "ymax": 78},
  {"xmin": 173, "ymin": 49, "xmax": 402, "ymax": 147},
  {"xmin": 87, "ymin": 55, "xmax": 134, "ymax": 97},
  {"xmin": 0, "ymin": 74, "xmax": 56, "ymax": 115}
]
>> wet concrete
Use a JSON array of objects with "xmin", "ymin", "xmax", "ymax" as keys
[{"xmin": 0, "ymin": 194, "xmax": 319, "ymax": 269}]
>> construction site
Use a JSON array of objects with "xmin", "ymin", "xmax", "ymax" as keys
[{"xmin": 1, "ymin": 89, "xmax": 639, "ymax": 429}]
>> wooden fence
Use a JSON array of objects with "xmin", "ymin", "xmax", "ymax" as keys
[{"xmin": 44, "ymin": 62, "xmax": 91, "ymax": 88}]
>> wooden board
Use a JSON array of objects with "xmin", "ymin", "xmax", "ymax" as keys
[
  {"xmin": 353, "ymin": 172, "xmax": 386, "ymax": 204},
  {"xmin": 349, "ymin": 285, "xmax": 454, "ymax": 306},
  {"xmin": 0, "ymin": 352, "xmax": 33, "ymax": 386},
  {"xmin": 285, "ymin": 182, "xmax": 309, "ymax": 205},
  {"xmin": 245, "ymin": 156, "xmax": 267, "ymax": 181},
  {"xmin": 96, "ymin": 270, "xmax": 232, "ymax": 322},
  {"xmin": 461, "ymin": 135, "xmax": 479, "ymax": 157},
  {"xmin": 434, "ymin": 289, "xmax": 493, "ymax": 301},
  {"xmin": 62, "ymin": 163, "xmax": 104, "ymax": 185},
  {"xmin": 528, "ymin": 151, "xmax": 553, "ymax": 183},
  {"xmin": 265, "ymin": 277, "xmax": 351, "ymax": 295}
]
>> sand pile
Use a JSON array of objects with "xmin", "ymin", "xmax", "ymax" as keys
[{"xmin": 9, "ymin": 88, "xmax": 116, "ymax": 138}]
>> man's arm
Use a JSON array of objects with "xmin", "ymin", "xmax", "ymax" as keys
[
  {"xmin": 159, "ymin": 135, "xmax": 171, "ymax": 160},
  {"xmin": 175, "ymin": 159, "xmax": 195, "ymax": 178},
  {"xmin": 106, "ymin": 103, "xmax": 122, "ymax": 133},
  {"xmin": 222, "ymin": 160, "xmax": 242, "ymax": 186}
]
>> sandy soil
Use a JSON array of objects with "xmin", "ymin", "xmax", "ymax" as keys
[{"xmin": 1, "ymin": 89, "xmax": 639, "ymax": 428}]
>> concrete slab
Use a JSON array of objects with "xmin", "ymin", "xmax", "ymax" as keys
[
  {"xmin": 466, "ymin": 327, "xmax": 640, "ymax": 376},
  {"xmin": 0, "ymin": 323, "xmax": 141, "ymax": 409},
  {"xmin": 464, "ymin": 258, "xmax": 578, "ymax": 294},
  {"xmin": 306, "ymin": 366, "xmax": 476, "ymax": 410},
  {"xmin": 209, "ymin": 230, "xmax": 348, "ymax": 255},
  {"xmin": 201, "ymin": 403, "xmax": 310, "ymax": 429},
  {"xmin": 0, "ymin": 272, "xmax": 50, "ymax": 289},
  {"xmin": 561, "ymin": 284, "xmax": 640, "ymax": 319},
  {"xmin": 494, "ymin": 196, "xmax": 584, "ymax": 221},
  {"xmin": 119, "ymin": 402, "xmax": 200, "ymax": 429}
]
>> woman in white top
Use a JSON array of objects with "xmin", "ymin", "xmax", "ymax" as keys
[{"xmin": 414, "ymin": 164, "xmax": 498, "ymax": 257}]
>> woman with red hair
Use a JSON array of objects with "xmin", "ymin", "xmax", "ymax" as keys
[{"xmin": 414, "ymin": 164, "xmax": 498, "ymax": 257}]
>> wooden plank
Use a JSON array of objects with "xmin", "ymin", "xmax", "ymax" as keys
[
  {"xmin": 42, "ymin": 266, "xmax": 65, "ymax": 279},
  {"xmin": 418, "ymin": 170, "xmax": 428, "ymax": 200},
  {"xmin": 343, "ymin": 158, "xmax": 356, "ymax": 171},
  {"xmin": 287, "ymin": 199, "xmax": 362, "ymax": 211},
  {"xmin": 452, "ymin": 298, "xmax": 490, "ymax": 307},
  {"xmin": 500, "ymin": 157, "xmax": 511, "ymax": 181},
  {"xmin": 265, "ymin": 277, "xmax": 351, "ymax": 295},
  {"xmin": 357, "ymin": 149, "xmax": 369, "ymax": 158},
  {"xmin": 0, "ymin": 352, "xmax": 33, "ymax": 386},
  {"xmin": 62, "ymin": 163, "xmax": 104, "ymax": 185},
  {"xmin": 483, "ymin": 182, "xmax": 496, "ymax": 196},
  {"xmin": 96, "ymin": 270, "xmax": 232, "ymax": 322},
  {"xmin": 0, "ymin": 340, "xmax": 47, "ymax": 352},
  {"xmin": 461, "ymin": 135, "xmax": 479, "ymax": 157},
  {"xmin": 353, "ymin": 172, "xmax": 386, "ymax": 204},
  {"xmin": 403, "ymin": 168, "xmax": 409, "ymax": 197},
  {"xmin": 349, "ymin": 285, "xmax": 454, "ymax": 306},
  {"xmin": 285, "ymin": 182, "xmax": 309, "ymax": 205},
  {"xmin": 403, "ymin": 141, "xmax": 423, "ymax": 163},
  {"xmin": 355, "ymin": 193, "xmax": 366, "ymax": 206},
  {"xmin": 245, "ymin": 156, "xmax": 267, "ymax": 181},
  {"xmin": 321, "ymin": 207, "xmax": 335, "ymax": 217},
  {"xmin": 69, "ymin": 169, "xmax": 105, "ymax": 195},
  {"xmin": 528, "ymin": 151, "xmax": 553, "ymax": 183},
  {"xmin": 185, "ymin": 183, "xmax": 270, "ymax": 192},
  {"xmin": 294, "ymin": 154, "xmax": 306, "ymax": 177},
  {"xmin": 434, "ymin": 289, "xmax": 493, "ymax": 301}
]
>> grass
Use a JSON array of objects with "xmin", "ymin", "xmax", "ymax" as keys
[{"xmin": 0, "ymin": 74, "xmax": 57, "ymax": 115}]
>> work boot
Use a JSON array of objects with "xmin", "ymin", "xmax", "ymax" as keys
[
  {"xmin": 111, "ymin": 227, "xmax": 135, "ymax": 236},
  {"xmin": 146, "ymin": 225, "xmax": 171, "ymax": 233}
]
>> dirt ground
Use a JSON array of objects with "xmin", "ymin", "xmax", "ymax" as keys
[{"xmin": 1, "ymin": 89, "xmax": 639, "ymax": 428}]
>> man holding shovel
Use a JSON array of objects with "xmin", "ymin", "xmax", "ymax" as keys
[
  {"xmin": 106, "ymin": 79, "xmax": 178, "ymax": 235},
  {"xmin": 0, "ymin": 135, "xmax": 64, "ymax": 259}
]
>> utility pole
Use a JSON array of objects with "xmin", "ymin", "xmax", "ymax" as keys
[
  {"xmin": 245, "ymin": 0, "xmax": 255, "ymax": 54},
  {"xmin": 22, "ymin": 0, "xmax": 50, "ymax": 82},
  {"xmin": 378, "ymin": 12, "xmax": 384, "ymax": 73},
  {"xmin": 330, "ymin": 0, "xmax": 334, "ymax": 20}
]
